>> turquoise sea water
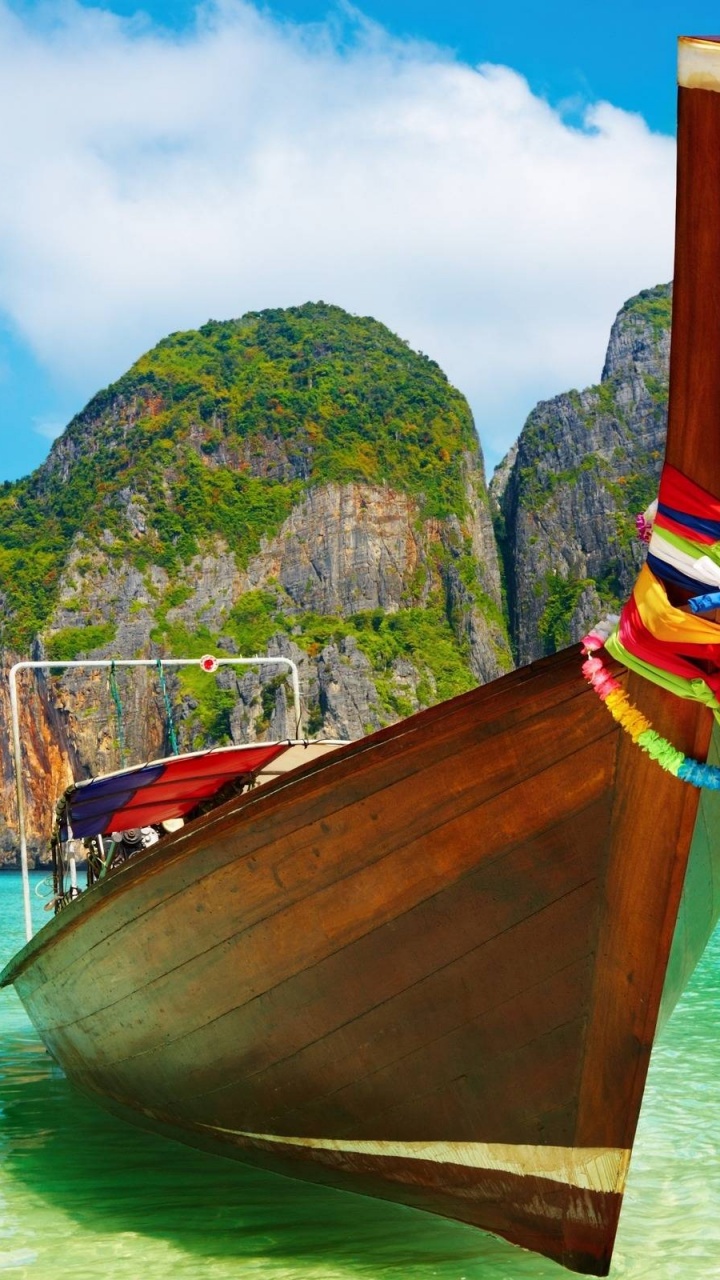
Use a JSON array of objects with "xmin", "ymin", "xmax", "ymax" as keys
[{"xmin": 1, "ymin": 871, "xmax": 718, "ymax": 1280}]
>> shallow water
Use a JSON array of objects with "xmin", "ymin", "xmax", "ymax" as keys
[{"xmin": 0, "ymin": 872, "xmax": 718, "ymax": 1279}]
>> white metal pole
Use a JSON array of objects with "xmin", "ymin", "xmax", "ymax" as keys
[
  {"xmin": 8, "ymin": 664, "xmax": 33, "ymax": 942},
  {"xmin": 7, "ymin": 652, "xmax": 303, "ymax": 940}
]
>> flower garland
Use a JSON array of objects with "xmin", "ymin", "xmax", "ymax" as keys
[
  {"xmin": 582, "ymin": 619, "xmax": 720, "ymax": 790},
  {"xmin": 635, "ymin": 499, "xmax": 656, "ymax": 544}
]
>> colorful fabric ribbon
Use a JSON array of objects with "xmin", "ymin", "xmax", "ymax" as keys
[{"xmin": 582, "ymin": 465, "xmax": 720, "ymax": 790}]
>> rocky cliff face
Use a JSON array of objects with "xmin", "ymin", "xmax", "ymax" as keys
[
  {"xmin": 0, "ymin": 304, "xmax": 511, "ymax": 863},
  {"xmin": 0, "ymin": 289, "xmax": 675, "ymax": 865},
  {"xmin": 493, "ymin": 284, "xmax": 671, "ymax": 664},
  {"xmin": 0, "ymin": 653, "xmax": 76, "ymax": 863},
  {"xmin": 35, "ymin": 468, "xmax": 507, "ymax": 773}
]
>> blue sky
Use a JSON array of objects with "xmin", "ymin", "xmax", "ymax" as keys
[
  {"xmin": 80, "ymin": 0, "xmax": 716, "ymax": 134},
  {"xmin": 0, "ymin": 1, "xmax": 709, "ymax": 482}
]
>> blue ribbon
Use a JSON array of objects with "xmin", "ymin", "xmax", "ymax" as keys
[{"xmin": 687, "ymin": 591, "xmax": 720, "ymax": 615}]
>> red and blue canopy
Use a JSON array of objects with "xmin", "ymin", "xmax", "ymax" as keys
[{"xmin": 57, "ymin": 743, "xmax": 291, "ymax": 840}]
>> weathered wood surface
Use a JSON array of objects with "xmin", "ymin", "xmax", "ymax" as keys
[
  {"xmin": 668, "ymin": 81, "xmax": 720, "ymax": 486},
  {"xmin": 7, "ymin": 649, "xmax": 627, "ymax": 1273}
]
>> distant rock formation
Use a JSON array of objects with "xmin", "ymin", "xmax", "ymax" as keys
[{"xmin": 492, "ymin": 284, "xmax": 671, "ymax": 664}]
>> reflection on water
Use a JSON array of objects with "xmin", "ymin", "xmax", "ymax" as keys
[{"xmin": 1, "ymin": 872, "xmax": 718, "ymax": 1279}]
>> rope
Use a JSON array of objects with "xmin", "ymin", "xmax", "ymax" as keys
[
  {"xmin": 156, "ymin": 659, "xmax": 180, "ymax": 756},
  {"xmin": 109, "ymin": 661, "xmax": 127, "ymax": 768}
]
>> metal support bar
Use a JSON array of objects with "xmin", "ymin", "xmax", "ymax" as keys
[{"xmin": 8, "ymin": 654, "xmax": 302, "ymax": 941}]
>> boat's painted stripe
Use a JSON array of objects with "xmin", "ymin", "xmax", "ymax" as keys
[
  {"xmin": 679, "ymin": 37, "xmax": 720, "ymax": 93},
  {"xmin": 200, "ymin": 1126, "xmax": 631, "ymax": 1195}
]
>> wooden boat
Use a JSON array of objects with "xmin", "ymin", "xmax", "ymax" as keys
[{"xmin": 3, "ymin": 35, "xmax": 720, "ymax": 1277}]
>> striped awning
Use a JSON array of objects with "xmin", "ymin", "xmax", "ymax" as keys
[{"xmin": 57, "ymin": 742, "xmax": 291, "ymax": 840}]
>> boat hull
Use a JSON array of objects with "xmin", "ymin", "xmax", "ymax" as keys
[
  {"xmin": 3, "ymin": 646, "xmax": 712, "ymax": 1275},
  {"xmin": 92, "ymin": 1090, "xmax": 627, "ymax": 1277}
]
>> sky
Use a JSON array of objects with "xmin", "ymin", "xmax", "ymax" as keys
[{"xmin": 0, "ymin": 1, "xmax": 716, "ymax": 483}]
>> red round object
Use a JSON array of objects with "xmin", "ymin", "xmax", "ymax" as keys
[{"xmin": 199, "ymin": 654, "xmax": 218, "ymax": 673}]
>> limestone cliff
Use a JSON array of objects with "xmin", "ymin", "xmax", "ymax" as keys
[
  {"xmin": 0, "ymin": 654, "xmax": 75, "ymax": 864},
  {"xmin": 493, "ymin": 284, "xmax": 671, "ymax": 664},
  {"xmin": 0, "ymin": 303, "xmax": 511, "ymax": 863},
  {"xmin": 1, "ymin": 288, "xmax": 676, "ymax": 866}
]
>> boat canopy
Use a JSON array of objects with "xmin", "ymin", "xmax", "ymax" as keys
[{"xmin": 56, "ymin": 742, "xmax": 292, "ymax": 840}]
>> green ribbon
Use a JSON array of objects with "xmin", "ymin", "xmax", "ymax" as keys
[
  {"xmin": 656, "ymin": 521, "xmax": 720, "ymax": 569},
  {"xmin": 605, "ymin": 631, "xmax": 720, "ymax": 721}
]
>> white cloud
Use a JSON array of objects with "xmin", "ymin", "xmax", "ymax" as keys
[{"xmin": 0, "ymin": 0, "xmax": 675, "ymax": 470}]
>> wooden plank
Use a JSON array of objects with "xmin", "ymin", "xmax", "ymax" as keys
[
  {"xmin": 24, "ymin": 687, "xmax": 615, "ymax": 1030},
  {"xmin": 667, "ymin": 83, "xmax": 720, "ymax": 486},
  {"xmin": 143, "ymin": 800, "xmax": 609, "ymax": 1111},
  {"xmin": 7, "ymin": 647, "xmax": 599, "ymax": 992},
  {"xmin": 100, "ymin": 836, "xmax": 600, "ymax": 1134},
  {"xmin": 22, "ymin": 723, "xmax": 616, "ymax": 1058}
]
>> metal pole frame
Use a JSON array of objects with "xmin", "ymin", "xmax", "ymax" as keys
[{"xmin": 8, "ymin": 654, "xmax": 302, "ymax": 942}]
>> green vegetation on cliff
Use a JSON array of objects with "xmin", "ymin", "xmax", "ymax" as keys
[
  {"xmin": 0, "ymin": 303, "xmax": 480, "ymax": 653},
  {"xmin": 151, "ymin": 586, "xmax": 477, "ymax": 746},
  {"xmin": 617, "ymin": 284, "xmax": 672, "ymax": 340}
]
